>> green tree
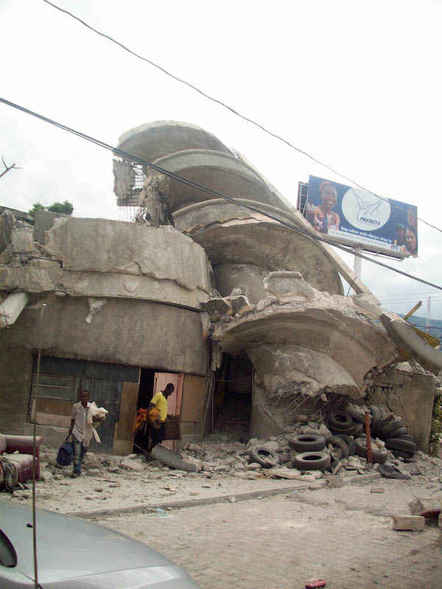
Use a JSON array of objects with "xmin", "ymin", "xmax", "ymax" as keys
[
  {"xmin": 29, "ymin": 200, "xmax": 73, "ymax": 217},
  {"xmin": 47, "ymin": 200, "xmax": 73, "ymax": 215}
]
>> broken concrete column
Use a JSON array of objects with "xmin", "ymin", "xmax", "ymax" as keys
[{"xmin": 0, "ymin": 292, "xmax": 29, "ymax": 328}]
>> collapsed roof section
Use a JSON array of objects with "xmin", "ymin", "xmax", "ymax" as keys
[{"xmin": 113, "ymin": 121, "xmax": 414, "ymax": 416}]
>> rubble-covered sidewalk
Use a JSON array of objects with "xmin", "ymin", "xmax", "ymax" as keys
[{"xmin": 4, "ymin": 432, "xmax": 440, "ymax": 517}]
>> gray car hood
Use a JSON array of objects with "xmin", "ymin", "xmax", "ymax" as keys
[{"xmin": 1, "ymin": 502, "xmax": 195, "ymax": 587}]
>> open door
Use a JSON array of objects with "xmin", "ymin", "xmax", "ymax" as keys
[{"xmin": 153, "ymin": 372, "xmax": 183, "ymax": 449}]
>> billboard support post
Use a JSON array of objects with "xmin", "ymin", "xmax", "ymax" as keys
[{"xmin": 353, "ymin": 248, "xmax": 362, "ymax": 280}]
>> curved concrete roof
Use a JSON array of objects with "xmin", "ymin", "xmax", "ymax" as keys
[
  {"xmin": 179, "ymin": 213, "xmax": 344, "ymax": 295},
  {"xmin": 214, "ymin": 302, "xmax": 396, "ymax": 394},
  {"xmin": 151, "ymin": 150, "xmax": 288, "ymax": 212},
  {"xmin": 117, "ymin": 121, "xmax": 233, "ymax": 162}
]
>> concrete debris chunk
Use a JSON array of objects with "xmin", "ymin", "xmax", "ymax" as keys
[
  {"xmin": 409, "ymin": 496, "xmax": 441, "ymax": 517},
  {"xmin": 261, "ymin": 440, "xmax": 280, "ymax": 452},
  {"xmin": 391, "ymin": 515, "xmax": 425, "ymax": 531},
  {"xmin": 120, "ymin": 457, "xmax": 145, "ymax": 472},
  {"xmin": 200, "ymin": 297, "xmax": 232, "ymax": 318},
  {"xmin": 266, "ymin": 467, "xmax": 302, "ymax": 480},
  {"xmin": 229, "ymin": 294, "xmax": 251, "ymax": 315}
]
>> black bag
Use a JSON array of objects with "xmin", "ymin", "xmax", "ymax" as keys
[{"xmin": 56, "ymin": 439, "xmax": 74, "ymax": 467}]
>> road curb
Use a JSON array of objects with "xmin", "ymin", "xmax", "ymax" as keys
[{"xmin": 67, "ymin": 471, "xmax": 380, "ymax": 519}]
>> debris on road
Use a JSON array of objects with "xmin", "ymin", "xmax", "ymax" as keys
[{"xmin": 392, "ymin": 514, "xmax": 425, "ymax": 531}]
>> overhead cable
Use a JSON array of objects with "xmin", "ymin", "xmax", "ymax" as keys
[
  {"xmin": 1, "ymin": 96, "xmax": 441, "ymax": 293},
  {"xmin": 40, "ymin": 0, "xmax": 442, "ymax": 235}
]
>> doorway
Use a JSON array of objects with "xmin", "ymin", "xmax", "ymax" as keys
[
  {"xmin": 133, "ymin": 370, "xmax": 183, "ymax": 452},
  {"xmin": 213, "ymin": 353, "xmax": 253, "ymax": 439}
]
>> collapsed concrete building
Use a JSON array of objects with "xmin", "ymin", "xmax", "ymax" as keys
[{"xmin": 0, "ymin": 122, "xmax": 440, "ymax": 453}]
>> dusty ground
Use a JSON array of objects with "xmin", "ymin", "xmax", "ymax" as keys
[
  {"xmin": 2, "ymin": 440, "xmax": 441, "ymax": 588},
  {"xmin": 96, "ymin": 482, "xmax": 442, "ymax": 589}
]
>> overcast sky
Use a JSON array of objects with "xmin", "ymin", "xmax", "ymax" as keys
[{"xmin": 1, "ymin": 0, "xmax": 441, "ymax": 318}]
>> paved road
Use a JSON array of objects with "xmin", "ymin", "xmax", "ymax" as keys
[{"xmin": 97, "ymin": 480, "xmax": 441, "ymax": 589}]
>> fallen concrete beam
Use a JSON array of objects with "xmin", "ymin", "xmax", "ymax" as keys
[
  {"xmin": 381, "ymin": 312, "xmax": 442, "ymax": 374},
  {"xmin": 0, "ymin": 292, "xmax": 28, "ymax": 328}
]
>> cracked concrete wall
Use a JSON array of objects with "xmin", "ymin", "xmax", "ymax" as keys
[
  {"xmin": 367, "ymin": 363, "xmax": 437, "ymax": 451},
  {"xmin": 43, "ymin": 218, "xmax": 210, "ymax": 294},
  {"xmin": 1, "ymin": 295, "xmax": 208, "ymax": 375},
  {"xmin": 1, "ymin": 217, "xmax": 212, "ymax": 308}
]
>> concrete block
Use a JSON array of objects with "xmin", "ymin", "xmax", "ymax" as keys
[{"xmin": 391, "ymin": 515, "xmax": 425, "ymax": 531}]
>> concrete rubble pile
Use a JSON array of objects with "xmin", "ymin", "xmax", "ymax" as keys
[{"xmin": 4, "ymin": 437, "xmax": 439, "ymax": 518}]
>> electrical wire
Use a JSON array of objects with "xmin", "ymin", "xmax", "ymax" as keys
[
  {"xmin": 41, "ymin": 0, "xmax": 442, "ymax": 235},
  {"xmin": 1, "ymin": 96, "xmax": 441, "ymax": 293}
]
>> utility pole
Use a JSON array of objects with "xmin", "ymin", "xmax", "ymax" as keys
[
  {"xmin": 426, "ymin": 296, "xmax": 431, "ymax": 334},
  {"xmin": 353, "ymin": 248, "xmax": 362, "ymax": 280}
]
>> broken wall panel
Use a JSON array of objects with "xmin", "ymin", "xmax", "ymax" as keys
[{"xmin": 367, "ymin": 364, "xmax": 437, "ymax": 452}]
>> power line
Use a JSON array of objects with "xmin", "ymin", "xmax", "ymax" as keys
[
  {"xmin": 41, "ymin": 0, "xmax": 442, "ymax": 235},
  {"xmin": 1, "ymin": 95, "xmax": 441, "ymax": 293}
]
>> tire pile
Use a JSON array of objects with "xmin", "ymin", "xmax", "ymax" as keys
[
  {"xmin": 325, "ymin": 405, "xmax": 417, "ymax": 463},
  {"xmin": 246, "ymin": 404, "xmax": 417, "ymax": 473},
  {"xmin": 288, "ymin": 434, "xmax": 330, "ymax": 471},
  {"xmin": 369, "ymin": 406, "xmax": 417, "ymax": 460},
  {"xmin": 279, "ymin": 405, "xmax": 418, "ymax": 472}
]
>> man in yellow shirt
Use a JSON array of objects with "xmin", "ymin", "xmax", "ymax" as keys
[{"xmin": 148, "ymin": 383, "xmax": 174, "ymax": 450}]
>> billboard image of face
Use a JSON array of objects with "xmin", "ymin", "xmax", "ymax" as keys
[{"xmin": 303, "ymin": 176, "xmax": 418, "ymax": 258}]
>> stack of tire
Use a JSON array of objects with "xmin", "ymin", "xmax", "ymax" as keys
[
  {"xmin": 326, "ymin": 408, "xmax": 389, "ymax": 464},
  {"xmin": 369, "ymin": 406, "xmax": 417, "ymax": 460},
  {"xmin": 288, "ymin": 434, "xmax": 331, "ymax": 471}
]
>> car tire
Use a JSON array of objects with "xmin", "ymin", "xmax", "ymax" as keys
[
  {"xmin": 385, "ymin": 438, "xmax": 417, "ymax": 455},
  {"xmin": 288, "ymin": 434, "xmax": 326, "ymax": 452},
  {"xmin": 293, "ymin": 451, "xmax": 331, "ymax": 471},
  {"xmin": 385, "ymin": 425, "xmax": 408, "ymax": 439},
  {"xmin": 249, "ymin": 446, "xmax": 279, "ymax": 469},
  {"xmin": 328, "ymin": 410, "xmax": 354, "ymax": 430},
  {"xmin": 391, "ymin": 450, "xmax": 415, "ymax": 460},
  {"xmin": 379, "ymin": 419, "xmax": 404, "ymax": 439}
]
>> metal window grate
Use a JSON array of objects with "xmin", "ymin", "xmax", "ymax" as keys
[{"xmin": 113, "ymin": 158, "xmax": 146, "ymax": 207}]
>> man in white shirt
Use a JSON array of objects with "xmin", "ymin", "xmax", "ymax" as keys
[{"xmin": 67, "ymin": 390, "xmax": 92, "ymax": 478}]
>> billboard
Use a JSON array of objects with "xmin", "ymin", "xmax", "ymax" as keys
[{"xmin": 300, "ymin": 176, "xmax": 418, "ymax": 258}]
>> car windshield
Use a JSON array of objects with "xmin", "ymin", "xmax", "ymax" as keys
[{"xmin": 0, "ymin": 529, "xmax": 17, "ymax": 568}]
